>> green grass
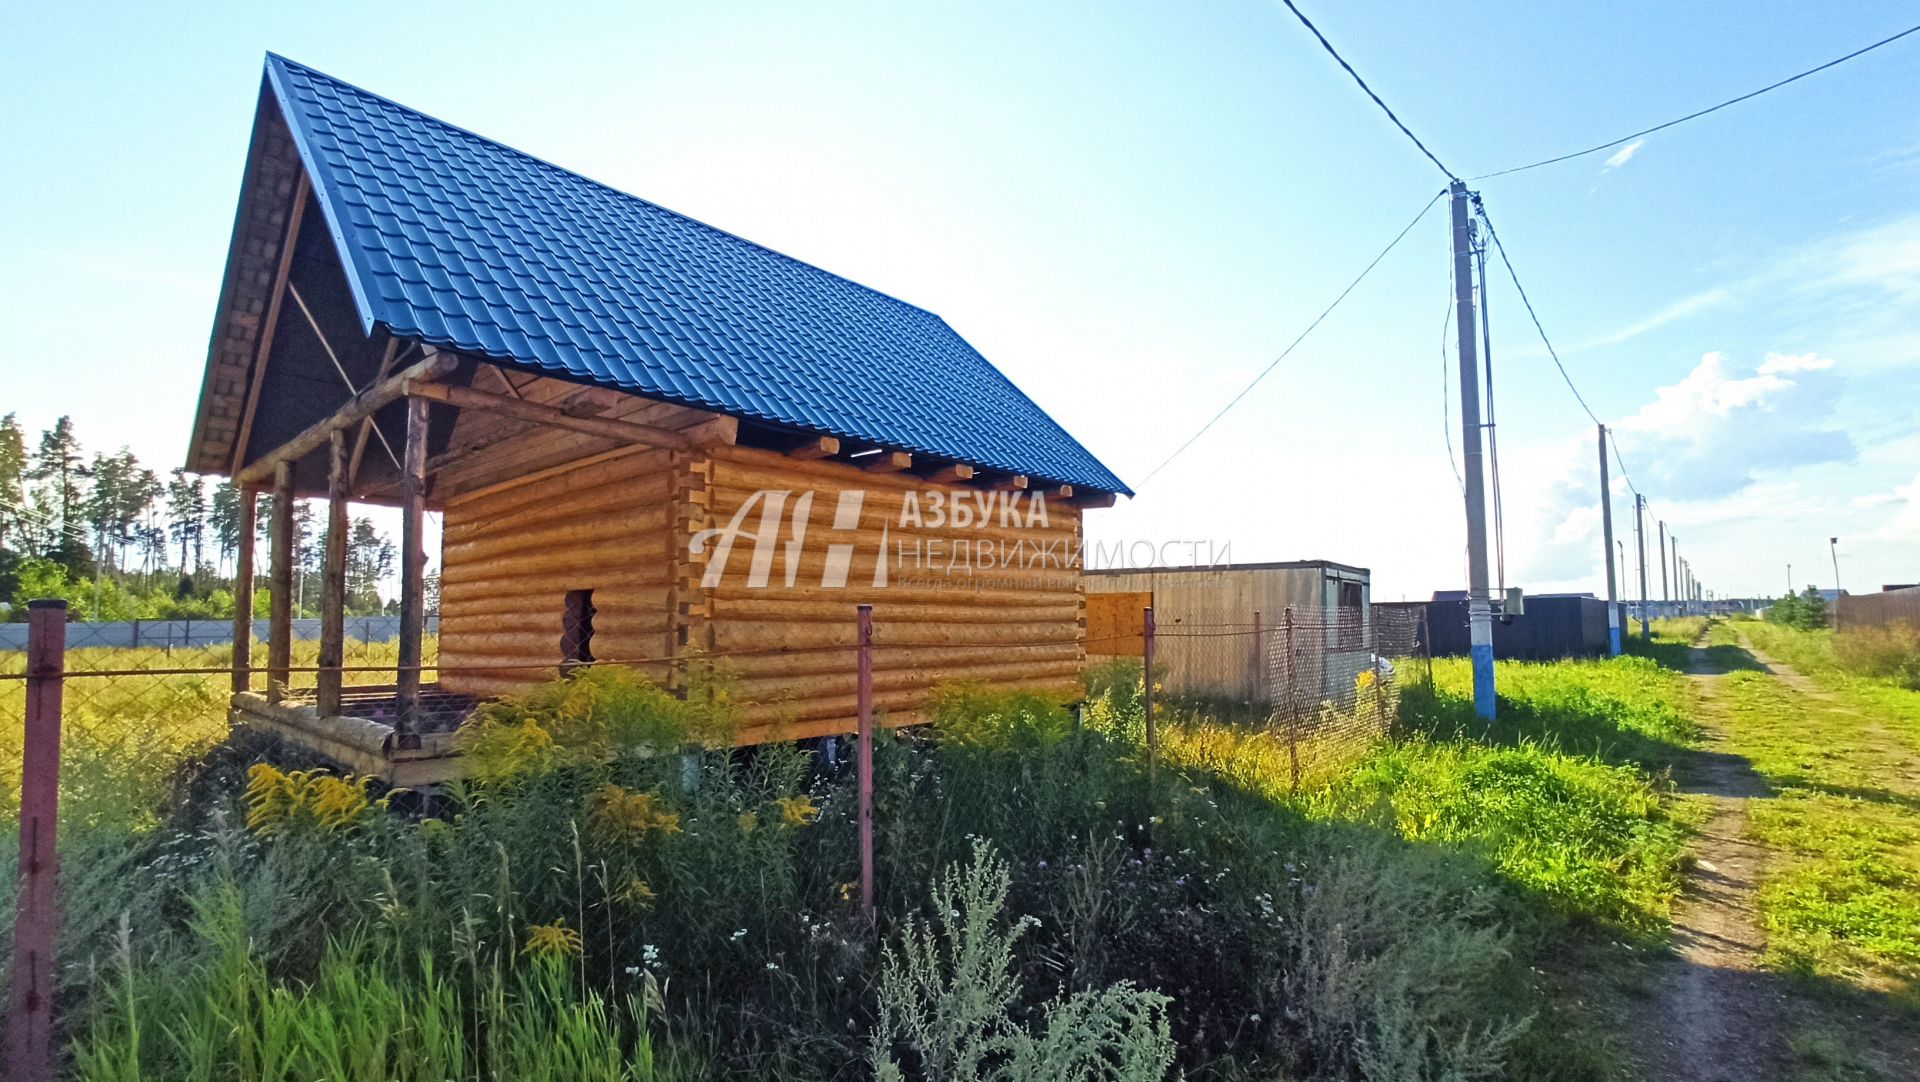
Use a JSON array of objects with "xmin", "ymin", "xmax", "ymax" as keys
[{"xmin": 1701, "ymin": 622, "xmax": 1920, "ymax": 1000}]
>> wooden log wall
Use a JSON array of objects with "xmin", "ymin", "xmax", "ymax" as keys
[
  {"xmin": 437, "ymin": 443, "xmax": 678, "ymax": 697},
  {"xmin": 703, "ymin": 445, "xmax": 1085, "ymax": 742},
  {"xmin": 431, "ymin": 367, "xmax": 1091, "ymax": 743}
]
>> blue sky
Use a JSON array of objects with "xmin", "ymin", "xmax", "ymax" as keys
[{"xmin": 3, "ymin": 1, "xmax": 1917, "ymax": 600}]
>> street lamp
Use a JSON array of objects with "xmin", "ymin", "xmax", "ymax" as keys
[{"xmin": 1829, "ymin": 537, "xmax": 1842, "ymax": 595}]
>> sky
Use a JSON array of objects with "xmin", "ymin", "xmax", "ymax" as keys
[{"xmin": 2, "ymin": 0, "xmax": 1917, "ymax": 602}]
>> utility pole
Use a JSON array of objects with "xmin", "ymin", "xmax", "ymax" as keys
[
  {"xmin": 1658, "ymin": 520, "xmax": 1669, "ymax": 608},
  {"xmin": 1635, "ymin": 494, "xmax": 1651, "ymax": 638},
  {"xmin": 1598, "ymin": 425, "xmax": 1620, "ymax": 656},
  {"xmin": 1450, "ymin": 180, "xmax": 1496, "ymax": 719}
]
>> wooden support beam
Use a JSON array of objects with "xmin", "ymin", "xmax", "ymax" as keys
[
  {"xmin": 229, "ymin": 172, "xmax": 310, "ymax": 475},
  {"xmin": 236, "ymin": 350, "xmax": 458, "ymax": 486},
  {"xmin": 230, "ymin": 488, "xmax": 257, "ymax": 693},
  {"xmin": 317, "ymin": 429, "xmax": 348, "ymax": 717},
  {"xmin": 991, "ymin": 474, "xmax": 1030, "ymax": 492},
  {"xmin": 863, "ymin": 450, "xmax": 912, "ymax": 473},
  {"xmin": 786, "ymin": 435, "xmax": 839, "ymax": 460},
  {"xmin": 682, "ymin": 414, "xmax": 740, "ymax": 448},
  {"xmin": 394, "ymin": 395, "xmax": 429, "ymax": 746},
  {"xmin": 346, "ymin": 338, "xmax": 403, "ymax": 490},
  {"xmin": 926, "ymin": 463, "xmax": 975, "ymax": 484},
  {"xmin": 408, "ymin": 381, "xmax": 701, "ymax": 451},
  {"xmin": 267, "ymin": 462, "xmax": 294, "ymax": 702},
  {"xmin": 1051, "ymin": 485, "xmax": 1074, "ymax": 500}
]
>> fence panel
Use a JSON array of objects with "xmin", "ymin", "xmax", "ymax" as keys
[{"xmin": 1835, "ymin": 587, "xmax": 1920, "ymax": 634}]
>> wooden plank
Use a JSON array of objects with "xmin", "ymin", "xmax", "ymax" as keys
[
  {"xmin": 228, "ymin": 172, "xmax": 310, "ymax": 475},
  {"xmin": 316, "ymin": 428, "xmax": 348, "ymax": 717},
  {"xmin": 408, "ymin": 381, "xmax": 696, "ymax": 451},
  {"xmin": 395, "ymin": 395, "xmax": 429, "ymax": 744},
  {"xmin": 991, "ymin": 474, "xmax": 1030, "ymax": 491},
  {"xmin": 1085, "ymin": 590, "xmax": 1151, "ymax": 656},
  {"xmin": 235, "ymin": 351, "xmax": 458, "ymax": 485},
  {"xmin": 267, "ymin": 462, "xmax": 294, "ymax": 700},
  {"xmin": 230, "ymin": 487, "xmax": 256, "ymax": 693}
]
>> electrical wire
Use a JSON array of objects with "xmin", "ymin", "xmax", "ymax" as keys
[
  {"xmin": 1138, "ymin": 186, "xmax": 1446, "ymax": 486},
  {"xmin": 1475, "ymin": 232, "xmax": 1507, "ymax": 594},
  {"xmin": 1275, "ymin": 0, "xmax": 1457, "ymax": 181},
  {"xmin": 1439, "ymin": 275, "xmax": 1463, "ymax": 492},
  {"xmin": 1473, "ymin": 22, "xmax": 1920, "ymax": 180},
  {"xmin": 1473, "ymin": 201, "xmax": 1606, "ymax": 426}
]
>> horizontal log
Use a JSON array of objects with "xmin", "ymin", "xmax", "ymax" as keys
[
  {"xmin": 440, "ymin": 560, "xmax": 673, "ymax": 590},
  {"xmin": 411, "ymin": 381, "xmax": 698, "ymax": 451},
  {"xmin": 443, "ymin": 508, "xmax": 671, "ymax": 565},
  {"xmin": 441, "ymin": 444, "xmax": 670, "ymax": 512},
  {"xmin": 714, "ymin": 619, "xmax": 1078, "ymax": 651},
  {"xmin": 446, "ymin": 471, "xmax": 671, "ymax": 536},
  {"xmin": 787, "ymin": 435, "xmax": 838, "ymax": 460},
  {"xmin": 714, "ymin": 597, "xmax": 1081, "ymax": 625},
  {"xmin": 709, "ymin": 581, "xmax": 1078, "ymax": 606},
  {"xmin": 236, "ymin": 352, "xmax": 459, "ymax": 484},
  {"xmin": 440, "ymin": 584, "xmax": 672, "ymax": 617},
  {"xmin": 730, "ymin": 650, "xmax": 1082, "ymax": 699}
]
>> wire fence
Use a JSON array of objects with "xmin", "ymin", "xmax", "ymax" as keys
[{"xmin": 1, "ymin": 599, "xmax": 1428, "ymax": 1073}]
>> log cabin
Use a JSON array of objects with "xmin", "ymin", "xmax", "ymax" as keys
[{"xmin": 186, "ymin": 56, "xmax": 1128, "ymax": 783}]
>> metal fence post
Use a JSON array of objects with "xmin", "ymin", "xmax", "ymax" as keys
[
  {"xmin": 856, "ymin": 604, "xmax": 875, "ymax": 923},
  {"xmin": 8, "ymin": 599, "xmax": 66, "ymax": 1082},
  {"xmin": 1142, "ymin": 606, "xmax": 1157, "ymax": 779}
]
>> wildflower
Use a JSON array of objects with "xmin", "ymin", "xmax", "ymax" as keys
[
  {"xmin": 616, "ymin": 876, "xmax": 657, "ymax": 909},
  {"xmin": 522, "ymin": 919, "xmax": 583, "ymax": 959},
  {"xmin": 243, "ymin": 764, "xmax": 378, "ymax": 836},
  {"xmin": 774, "ymin": 794, "xmax": 820, "ymax": 828},
  {"xmin": 765, "ymin": 961, "xmax": 780, "ymax": 971},
  {"xmin": 731, "ymin": 928, "xmax": 747, "ymax": 941},
  {"xmin": 643, "ymin": 944, "xmax": 660, "ymax": 967},
  {"xmin": 588, "ymin": 784, "xmax": 682, "ymax": 842},
  {"xmin": 836, "ymin": 881, "xmax": 857, "ymax": 904},
  {"xmin": 736, "ymin": 810, "xmax": 759, "ymax": 834},
  {"xmin": 625, "ymin": 966, "xmax": 641, "ymax": 976}
]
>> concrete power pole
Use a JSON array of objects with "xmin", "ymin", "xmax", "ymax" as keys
[
  {"xmin": 1598, "ymin": 425, "xmax": 1621, "ymax": 655},
  {"xmin": 1635, "ymin": 494, "xmax": 1651, "ymax": 638},
  {"xmin": 1450, "ymin": 181, "xmax": 1496, "ymax": 719}
]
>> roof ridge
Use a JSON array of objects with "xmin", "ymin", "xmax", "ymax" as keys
[{"xmin": 264, "ymin": 52, "xmax": 951, "ymax": 325}]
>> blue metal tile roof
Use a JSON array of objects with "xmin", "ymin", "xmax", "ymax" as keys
[{"xmin": 263, "ymin": 55, "xmax": 1129, "ymax": 495}]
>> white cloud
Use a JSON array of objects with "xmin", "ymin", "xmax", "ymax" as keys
[
  {"xmin": 1757, "ymin": 352, "xmax": 1835, "ymax": 374},
  {"xmin": 1603, "ymin": 139, "xmax": 1644, "ymax": 170},
  {"xmin": 1866, "ymin": 471, "xmax": 1920, "ymax": 542}
]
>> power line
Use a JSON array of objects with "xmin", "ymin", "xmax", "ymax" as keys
[
  {"xmin": 1275, "ymin": 0, "xmax": 1457, "ymax": 181},
  {"xmin": 1473, "ymin": 202, "xmax": 1602, "ymax": 425},
  {"xmin": 1473, "ymin": 22, "xmax": 1920, "ymax": 180},
  {"xmin": 1138, "ymin": 186, "xmax": 1446, "ymax": 486}
]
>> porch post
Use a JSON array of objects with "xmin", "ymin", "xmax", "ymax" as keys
[
  {"xmin": 317, "ymin": 428, "xmax": 348, "ymax": 717},
  {"xmin": 267, "ymin": 461, "xmax": 294, "ymax": 701},
  {"xmin": 230, "ymin": 487, "xmax": 257, "ymax": 693},
  {"xmin": 394, "ymin": 394, "xmax": 429, "ymax": 744}
]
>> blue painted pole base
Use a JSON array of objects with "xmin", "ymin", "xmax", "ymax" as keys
[
  {"xmin": 1609, "ymin": 628, "xmax": 1623, "ymax": 656},
  {"xmin": 1471, "ymin": 643, "xmax": 1497, "ymax": 719}
]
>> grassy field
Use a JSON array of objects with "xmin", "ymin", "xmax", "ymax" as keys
[
  {"xmin": 5, "ymin": 638, "xmax": 1713, "ymax": 1080},
  {"xmin": 0, "ymin": 637, "xmax": 436, "ymax": 825},
  {"xmin": 1707, "ymin": 620, "xmax": 1920, "ymax": 999}
]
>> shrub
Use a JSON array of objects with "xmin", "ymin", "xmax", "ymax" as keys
[
  {"xmin": 868, "ymin": 840, "xmax": 1176, "ymax": 1082},
  {"xmin": 1832, "ymin": 624, "xmax": 1920, "ymax": 690},
  {"xmin": 1766, "ymin": 587, "xmax": 1830, "ymax": 631}
]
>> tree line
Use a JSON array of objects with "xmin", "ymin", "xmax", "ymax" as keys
[{"xmin": 0, "ymin": 413, "xmax": 409, "ymax": 621}]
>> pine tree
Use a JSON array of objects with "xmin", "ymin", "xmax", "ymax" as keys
[
  {"xmin": 210, "ymin": 481, "xmax": 245, "ymax": 574},
  {"xmin": 0, "ymin": 413, "xmax": 25, "ymax": 551},
  {"xmin": 30, "ymin": 416, "xmax": 92, "ymax": 576}
]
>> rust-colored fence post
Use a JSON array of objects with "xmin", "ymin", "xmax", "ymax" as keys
[
  {"xmin": 8, "ymin": 599, "xmax": 66, "ymax": 1082},
  {"xmin": 856, "ymin": 604, "xmax": 875, "ymax": 923},
  {"xmin": 1142, "ymin": 606, "xmax": 1157, "ymax": 779},
  {"xmin": 1283, "ymin": 607, "xmax": 1299, "ymax": 792}
]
